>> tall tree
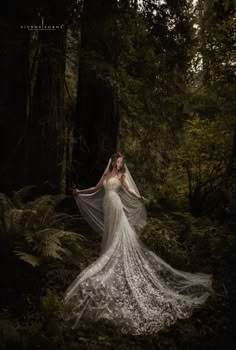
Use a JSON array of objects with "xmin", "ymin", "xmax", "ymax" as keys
[
  {"xmin": 0, "ymin": 1, "xmax": 30, "ymax": 193},
  {"xmin": 0, "ymin": 0, "xmax": 71, "ymax": 193},
  {"xmin": 26, "ymin": 1, "xmax": 68, "ymax": 193},
  {"xmin": 73, "ymin": 0, "xmax": 120, "ymax": 187}
]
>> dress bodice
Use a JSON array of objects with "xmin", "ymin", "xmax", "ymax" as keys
[{"xmin": 103, "ymin": 176, "xmax": 121, "ymax": 193}]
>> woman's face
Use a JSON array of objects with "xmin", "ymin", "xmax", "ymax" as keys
[{"xmin": 115, "ymin": 157, "xmax": 124, "ymax": 171}]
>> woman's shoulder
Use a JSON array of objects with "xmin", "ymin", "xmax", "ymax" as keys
[{"xmin": 103, "ymin": 170, "xmax": 110, "ymax": 177}]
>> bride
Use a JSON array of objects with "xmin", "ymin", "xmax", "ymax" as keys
[{"xmin": 64, "ymin": 153, "xmax": 213, "ymax": 335}]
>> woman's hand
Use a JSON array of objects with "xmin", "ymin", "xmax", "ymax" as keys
[
  {"xmin": 138, "ymin": 195, "xmax": 145, "ymax": 203},
  {"xmin": 73, "ymin": 188, "xmax": 80, "ymax": 196}
]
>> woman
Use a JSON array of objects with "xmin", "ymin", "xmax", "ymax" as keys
[{"xmin": 64, "ymin": 153, "xmax": 213, "ymax": 335}]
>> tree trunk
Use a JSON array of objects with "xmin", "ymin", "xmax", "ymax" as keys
[
  {"xmin": 0, "ymin": 5, "xmax": 29, "ymax": 193},
  {"xmin": 26, "ymin": 29, "xmax": 66, "ymax": 193},
  {"xmin": 73, "ymin": 0, "xmax": 120, "ymax": 187},
  {"xmin": 0, "ymin": 1, "xmax": 68, "ymax": 194}
]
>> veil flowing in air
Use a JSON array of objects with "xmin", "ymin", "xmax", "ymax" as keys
[{"xmin": 73, "ymin": 158, "xmax": 147, "ymax": 250}]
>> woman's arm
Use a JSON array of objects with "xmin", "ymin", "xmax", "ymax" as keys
[
  {"xmin": 73, "ymin": 172, "xmax": 107, "ymax": 195},
  {"xmin": 121, "ymin": 175, "xmax": 145, "ymax": 202}
]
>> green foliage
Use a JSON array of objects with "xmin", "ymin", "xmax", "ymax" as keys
[
  {"xmin": 0, "ymin": 191, "xmax": 84, "ymax": 267},
  {"xmin": 115, "ymin": 0, "xmax": 235, "ymax": 219},
  {"xmin": 141, "ymin": 218, "xmax": 189, "ymax": 269},
  {"xmin": 115, "ymin": 1, "xmax": 194, "ymax": 194},
  {"xmin": 40, "ymin": 289, "xmax": 63, "ymax": 335},
  {"xmin": 165, "ymin": 115, "xmax": 234, "ymax": 212},
  {"xmin": 140, "ymin": 212, "xmax": 197, "ymax": 269}
]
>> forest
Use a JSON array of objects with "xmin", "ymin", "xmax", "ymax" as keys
[{"xmin": 0, "ymin": 0, "xmax": 235, "ymax": 349}]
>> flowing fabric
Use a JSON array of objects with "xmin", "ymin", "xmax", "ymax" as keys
[
  {"xmin": 73, "ymin": 161, "xmax": 147, "ymax": 241},
  {"xmin": 64, "ymin": 175, "xmax": 213, "ymax": 335}
]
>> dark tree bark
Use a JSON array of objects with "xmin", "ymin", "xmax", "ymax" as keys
[
  {"xmin": 24, "ymin": 0, "xmax": 70, "ymax": 193},
  {"xmin": 73, "ymin": 0, "xmax": 120, "ymax": 187},
  {"xmin": 0, "ymin": 1, "xmax": 69, "ymax": 194},
  {"xmin": 0, "ymin": 2, "xmax": 30, "ymax": 193},
  {"xmin": 26, "ymin": 29, "xmax": 66, "ymax": 193}
]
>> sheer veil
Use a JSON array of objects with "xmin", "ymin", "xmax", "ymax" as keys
[{"xmin": 74, "ymin": 157, "xmax": 147, "ymax": 239}]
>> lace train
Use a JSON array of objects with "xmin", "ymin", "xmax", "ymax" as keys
[{"xmin": 64, "ymin": 177, "xmax": 212, "ymax": 335}]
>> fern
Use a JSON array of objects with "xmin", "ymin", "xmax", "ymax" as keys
[
  {"xmin": 12, "ymin": 185, "xmax": 37, "ymax": 208},
  {"xmin": 0, "ymin": 189, "xmax": 84, "ymax": 267},
  {"xmin": 14, "ymin": 251, "xmax": 41, "ymax": 267},
  {"xmin": 0, "ymin": 193, "xmax": 13, "ymax": 212},
  {"xmin": 0, "ymin": 193, "xmax": 14, "ymax": 233}
]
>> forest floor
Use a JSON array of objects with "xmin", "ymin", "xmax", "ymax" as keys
[{"xmin": 0, "ymin": 193, "xmax": 235, "ymax": 350}]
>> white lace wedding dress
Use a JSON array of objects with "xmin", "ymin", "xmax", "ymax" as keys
[{"xmin": 64, "ymin": 176, "xmax": 212, "ymax": 335}]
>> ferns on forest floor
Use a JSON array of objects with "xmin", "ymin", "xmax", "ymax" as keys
[
  {"xmin": 0, "ymin": 191, "xmax": 85, "ymax": 267},
  {"xmin": 0, "ymin": 188, "xmax": 235, "ymax": 350}
]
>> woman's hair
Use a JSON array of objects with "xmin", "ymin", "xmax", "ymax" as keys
[{"xmin": 109, "ymin": 152, "xmax": 126, "ymax": 173}]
